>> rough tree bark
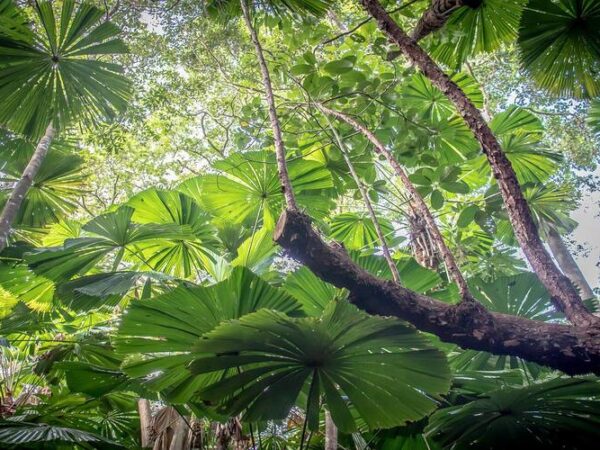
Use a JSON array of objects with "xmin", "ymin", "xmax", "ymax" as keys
[
  {"xmin": 318, "ymin": 104, "xmax": 472, "ymax": 300},
  {"xmin": 137, "ymin": 399, "xmax": 153, "ymax": 449},
  {"xmin": 321, "ymin": 110, "xmax": 401, "ymax": 283},
  {"xmin": 0, "ymin": 123, "xmax": 55, "ymax": 253},
  {"xmin": 240, "ymin": 0, "xmax": 297, "ymax": 211},
  {"xmin": 358, "ymin": 0, "xmax": 598, "ymax": 327},
  {"xmin": 325, "ymin": 410, "xmax": 338, "ymax": 450},
  {"xmin": 547, "ymin": 228, "xmax": 596, "ymax": 301},
  {"xmin": 274, "ymin": 209, "xmax": 600, "ymax": 375},
  {"xmin": 412, "ymin": 0, "xmax": 464, "ymax": 41},
  {"xmin": 387, "ymin": 0, "xmax": 469, "ymax": 60}
]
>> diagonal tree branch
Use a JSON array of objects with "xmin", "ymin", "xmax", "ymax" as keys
[
  {"xmin": 358, "ymin": 0, "xmax": 598, "ymax": 327},
  {"xmin": 274, "ymin": 209, "xmax": 600, "ymax": 376},
  {"xmin": 317, "ymin": 104, "xmax": 472, "ymax": 301}
]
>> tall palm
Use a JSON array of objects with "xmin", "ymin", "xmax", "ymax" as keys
[{"xmin": 0, "ymin": 0, "xmax": 131, "ymax": 252}]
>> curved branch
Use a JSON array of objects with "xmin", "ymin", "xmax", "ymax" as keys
[
  {"xmin": 274, "ymin": 209, "xmax": 600, "ymax": 376},
  {"xmin": 359, "ymin": 0, "xmax": 597, "ymax": 327}
]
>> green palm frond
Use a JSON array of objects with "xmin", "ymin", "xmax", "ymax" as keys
[
  {"xmin": 0, "ymin": 421, "xmax": 126, "ymax": 449},
  {"xmin": 587, "ymin": 98, "xmax": 600, "ymax": 137},
  {"xmin": 206, "ymin": 0, "xmax": 333, "ymax": 19},
  {"xmin": 518, "ymin": 0, "xmax": 600, "ymax": 98},
  {"xmin": 190, "ymin": 301, "xmax": 451, "ymax": 432},
  {"xmin": 426, "ymin": 377, "xmax": 600, "ymax": 450},
  {"xmin": 0, "ymin": 0, "xmax": 131, "ymax": 139},
  {"xmin": 115, "ymin": 266, "xmax": 302, "ymax": 403},
  {"xmin": 429, "ymin": 0, "xmax": 526, "ymax": 68},
  {"xmin": 179, "ymin": 150, "xmax": 334, "ymax": 225}
]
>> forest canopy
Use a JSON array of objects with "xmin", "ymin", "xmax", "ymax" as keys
[{"xmin": 1, "ymin": 0, "xmax": 600, "ymax": 449}]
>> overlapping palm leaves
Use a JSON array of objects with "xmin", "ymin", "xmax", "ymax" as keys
[
  {"xmin": 190, "ymin": 301, "xmax": 451, "ymax": 432},
  {"xmin": 179, "ymin": 150, "xmax": 334, "ymax": 225},
  {"xmin": 428, "ymin": 0, "xmax": 526, "ymax": 68},
  {"xmin": 426, "ymin": 377, "xmax": 600, "ymax": 450},
  {"xmin": 115, "ymin": 267, "xmax": 303, "ymax": 403}
]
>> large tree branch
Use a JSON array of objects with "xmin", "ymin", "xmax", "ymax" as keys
[
  {"xmin": 274, "ymin": 209, "xmax": 600, "ymax": 375},
  {"xmin": 358, "ymin": 0, "xmax": 598, "ymax": 327}
]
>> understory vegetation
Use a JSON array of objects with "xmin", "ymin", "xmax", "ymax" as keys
[{"xmin": 1, "ymin": 0, "xmax": 600, "ymax": 449}]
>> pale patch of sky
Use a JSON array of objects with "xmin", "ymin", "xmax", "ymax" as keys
[{"xmin": 572, "ymin": 166, "xmax": 600, "ymax": 289}]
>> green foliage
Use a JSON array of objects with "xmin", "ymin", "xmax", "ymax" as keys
[
  {"xmin": 518, "ymin": 0, "xmax": 600, "ymax": 98},
  {"xmin": 115, "ymin": 267, "xmax": 302, "ymax": 402},
  {"xmin": 0, "ymin": 0, "xmax": 131, "ymax": 139},
  {"xmin": 329, "ymin": 212, "xmax": 394, "ymax": 250},
  {"xmin": 0, "ymin": 137, "xmax": 85, "ymax": 228},
  {"xmin": 427, "ymin": 378, "xmax": 600, "ymax": 450},
  {"xmin": 190, "ymin": 301, "xmax": 451, "ymax": 432},
  {"xmin": 0, "ymin": 0, "xmax": 598, "ymax": 447},
  {"xmin": 430, "ymin": 0, "xmax": 526, "ymax": 68},
  {"xmin": 0, "ymin": 422, "xmax": 126, "ymax": 449},
  {"xmin": 179, "ymin": 150, "xmax": 334, "ymax": 224}
]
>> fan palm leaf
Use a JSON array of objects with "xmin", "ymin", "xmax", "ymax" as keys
[
  {"xmin": 518, "ymin": 0, "xmax": 600, "ymax": 98},
  {"xmin": 0, "ymin": 0, "xmax": 131, "ymax": 139},
  {"xmin": 0, "ymin": 137, "xmax": 85, "ymax": 229},
  {"xmin": 115, "ymin": 266, "xmax": 302, "ymax": 403},
  {"xmin": 426, "ymin": 377, "xmax": 600, "ymax": 450},
  {"xmin": 190, "ymin": 301, "xmax": 451, "ymax": 432}
]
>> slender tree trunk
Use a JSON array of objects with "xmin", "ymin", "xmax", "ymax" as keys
[
  {"xmin": 138, "ymin": 399, "xmax": 153, "ymax": 448},
  {"xmin": 318, "ymin": 105, "xmax": 471, "ymax": 300},
  {"xmin": 322, "ymin": 111, "xmax": 401, "ymax": 283},
  {"xmin": 358, "ymin": 0, "xmax": 596, "ymax": 326},
  {"xmin": 324, "ymin": 410, "xmax": 338, "ymax": 450},
  {"xmin": 0, "ymin": 123, "xmax": 55, "ymax": 252},
  {"xmin": 240, "ymin": 0, "xmax": 297, "ymax": 211},
  {"xmin": 547, "ymin": 228, "xmax": 596, "ymax": 301}
]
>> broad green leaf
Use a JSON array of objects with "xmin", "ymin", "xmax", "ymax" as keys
[
  {"xmin": 430, "ymin": 0, "xmax": 526, "ymax": 68},
  {"xmin": 427, "ymin": 378, "xmax": 600, "ymax": 450},
  {"xmin": 115, "ymin": 266, "xmax": 302, "ymax": 402},
  {"xmin": 0, "ymin": 0, "xmax": 131, "ymax": 139},
  {"xmin": 329, "ymin": 212, "xmax": 394, "ymax": 250},
  {"xmin": 519, "ymin": 0, "xmax": 600, "ymax": 98},
  {"xmin": 190, "ymin": 301, "xmax": 450, "ymax": 432}
]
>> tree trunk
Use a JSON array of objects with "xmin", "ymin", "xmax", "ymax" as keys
[
  {"xmin": 412, "ymin": 0, "xmax": 463, "ymax": 41},
  {"xmin": 274, "ymin": 209, "xmax": 600, "ymax": 375},
  {"xmin": 0, "ymin": 123, "xmax": 55, "ymax": 252},
  {"xmin": 239, "ymin": 0, "xmax": 297, "ymax": 211},
  {"xmin": 358, "ymin": 0, "xmax": 597, "ymax": 327},
  {"xmin": 547, "ymin": 228, "xmax": 596, "ymax": 301},
  {"xmin": 138, "ymin": 399, "xmax": 153, "ymax": 449},
  {"xmin": 387, "ymin": 0, "xmax": 465, "ymax": 60},
  {"xmin": 324, "ymin": 410, "xmax": 338, "ymax": 450},
  {"xmin": 168, "ymin": 416, "xmax": 189, "ymax": 450}
]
